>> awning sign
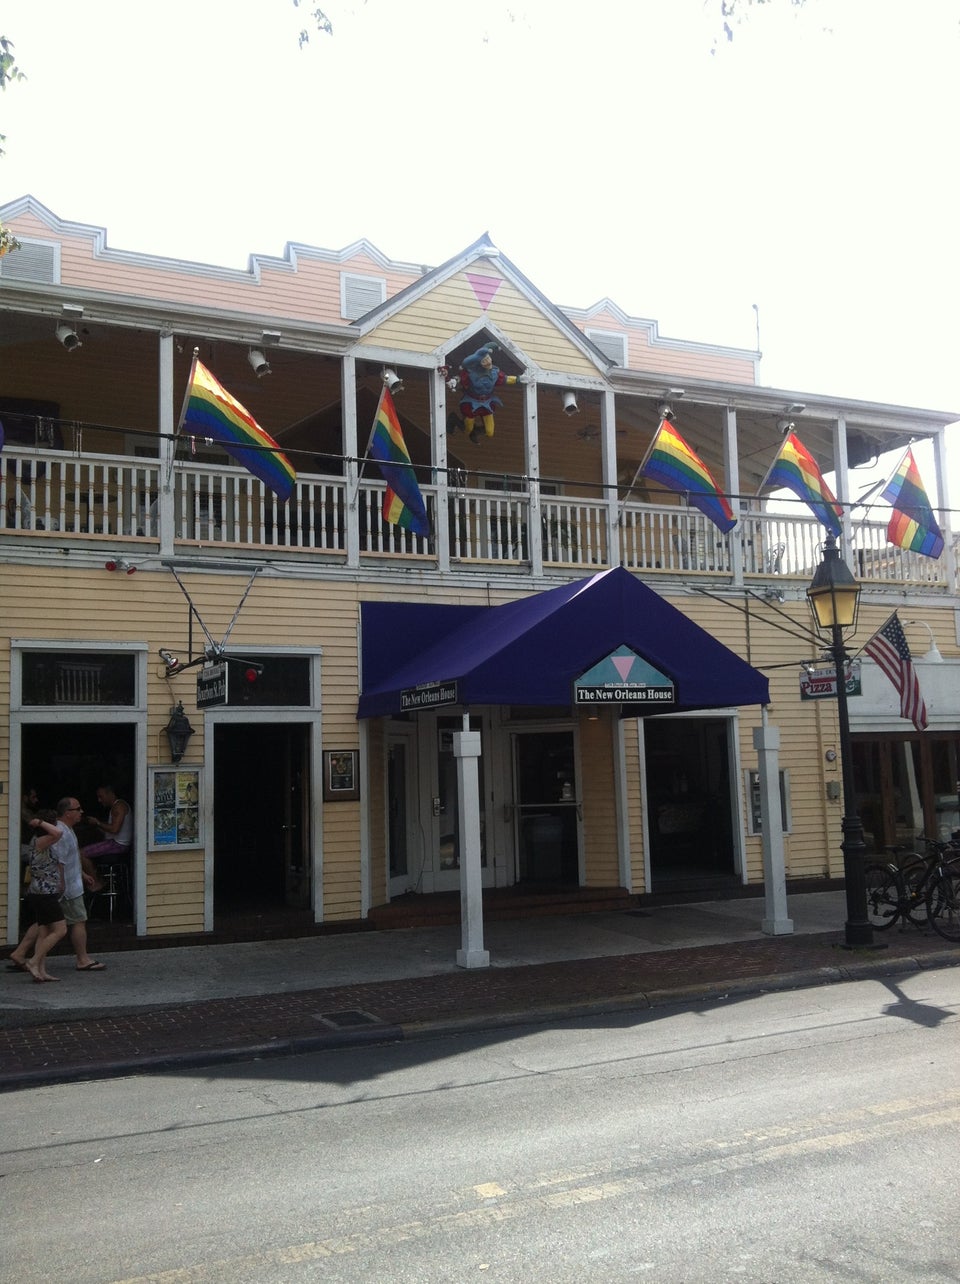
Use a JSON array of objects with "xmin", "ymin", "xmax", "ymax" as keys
[
  {"xmin": 197, "ymin": 661, "xmax": 228, "ymax": 708},
  {"xmin": 574, "ymin": 645, "xmax": 675, "ymax": 706},
  {"xmin": 799, "ymin": 659, "xmax": 861, "ymax": 700},
  {"xmin": 400, "ymin": 680, "xmax": 459, "ymax": 711}
]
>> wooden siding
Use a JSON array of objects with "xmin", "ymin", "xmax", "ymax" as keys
[
  {"xmin": 579, "ymin": 717, "xmax": 621, "ymax": 886},
  {"xmin": 362, "ymin": 269, "xmax": 601, "ymax": 377},
  {"xmin": 577, "ymin": 309, "xmax": 756, "ymax": 385}
]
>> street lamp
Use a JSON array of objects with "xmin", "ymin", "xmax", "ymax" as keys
[{"xmin": 806, "ymin": 536, "xmax": 874, "ymax": 947}]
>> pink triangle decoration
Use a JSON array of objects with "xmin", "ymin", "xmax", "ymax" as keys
[
  {"xmin": 466, "ymin": 273, "xmax": 503, "ymax": 311},
  {"xmin": 612, "ymin": 655, "xmax": 636, "ymax": 682}
]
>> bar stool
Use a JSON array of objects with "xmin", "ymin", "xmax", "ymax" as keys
[{"xmin": 89, "ymin": 859, "xmax": 131, "ymax": 922}]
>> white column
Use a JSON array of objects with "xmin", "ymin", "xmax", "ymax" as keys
[
  {"xmin": 454, "ymin": 724, "xmax": 489, "ymax": 969},
  {"xmin": 753, "ymin": 715, "xmax": 793, "ymax": 935},
  {"xmin": 724, "ymin": 406, "xmax": 743, "ymax": 584},
  {"xmin": 342, "ymin": 354, "xmax": 360, "ymax": 567},
  {"xmin": 157, "ymin": 330, "xmax": 176, "ymax": 557}
]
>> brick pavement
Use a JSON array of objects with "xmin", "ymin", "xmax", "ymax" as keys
[{"xmin": 2, "ymin": 925, "xmax": 958, "ymax": 1091}]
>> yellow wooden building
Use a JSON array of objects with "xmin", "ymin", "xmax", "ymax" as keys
[{"xmin": 1, "ymin": 195, "xmax": 958, "ymax": 947}]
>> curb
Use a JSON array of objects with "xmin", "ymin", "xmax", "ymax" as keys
[{"xmin": 1, "ymin": 951, "xmax": 957, "ymax": 1093}]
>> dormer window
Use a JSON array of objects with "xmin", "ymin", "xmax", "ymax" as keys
[
  {"xmin": 585, "ymin": 328, "xmax": 628, "ymax": 367},
  {"xmin": 341, "ymin": 272, "xmax": 387, "ymax": 320},
  {"xmin": 0, "ymin": 237, "xmax": 60, "ymax": 284}
]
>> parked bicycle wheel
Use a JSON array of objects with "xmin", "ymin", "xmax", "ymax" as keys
[
  {"xmin": 865, "ymin": 862, "xmax": 902, "ymax": 930},
  {"xmin": 898, "ymin": 855, "xmax": 932, "ymax": 927},
  {"xmin": 926, "ymin": 863, "xmax": 960, "ymax": 942}
]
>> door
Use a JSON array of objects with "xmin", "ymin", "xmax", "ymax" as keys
[
  {"xmin": 213, "ymin": 723, "xmax": 310, "ymax": 911},
  {"xmin": 513, "ymin": 730, "xmax": 580, "ymax": 885},
  {"xmin": 387, "ymin": 725, "xmax": 418, "ymax": 897},
  {"xmin": 429, "ymin": 715, "xmax": 493, "ymax": 892},
  {"xmin": 644, "ymin": 716, "xmax": 737, "ymax": 892}
]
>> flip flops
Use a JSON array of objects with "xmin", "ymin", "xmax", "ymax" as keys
[
  {"xmin": 5, "ymin": 961, "xmax": 27, "ymax": 973},
  {"xmin": 76, "ymin": 961, "xmax": 106, "ymax": 971}
]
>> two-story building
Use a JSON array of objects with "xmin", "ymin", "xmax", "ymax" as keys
[{"xmin": 2, "ymin": 194, "xmax": 958, "ymax": 950}]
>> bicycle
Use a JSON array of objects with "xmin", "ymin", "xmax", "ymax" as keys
[{"xmin": 864, "ymin": 836, "xmax": 960, "ymax": 940}]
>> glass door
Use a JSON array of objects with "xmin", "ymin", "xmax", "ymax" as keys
[
  {"xmin": 387, "ymin": 726, "xmax": 417, "ymax": 897},
  {"xmin": 513, "ymin": 730, "xmax": 580, "ymax": 886},
  {"xmin": 430, "ymin": 715, "xmax": 491, "ymax": 892}
]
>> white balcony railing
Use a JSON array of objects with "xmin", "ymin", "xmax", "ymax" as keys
[{"xmin": 1, "ymin": 447, "xmax": 954, "ymax": 592}]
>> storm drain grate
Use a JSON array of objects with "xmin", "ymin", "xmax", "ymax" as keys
[{"xmin": 314, "ymin": 1009, "xmax": 382, "ymax": 1030}]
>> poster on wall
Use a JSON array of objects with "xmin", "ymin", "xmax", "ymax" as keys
[{"xmin": 149, "ymin": 765, "xmax": 203, "ymax": 850}]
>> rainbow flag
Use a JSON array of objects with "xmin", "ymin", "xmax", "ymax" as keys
[
  {"xmin": 881, "ymin": 447, "xmax": 944, "ymax": 559},
  {"xmin": 179, "ymin": 359, "xmax": 296, "ymax": 503},
  {"xmin": 368, "ymin": 387, "xmax": 430, "ymax": 538},
  {"xmin": 761, "ymin": 432, "xmax": 842, "ymax": 536},
  {"xmin": 640, "ymin": 419, "xmax": 736, "ymax": 533}
]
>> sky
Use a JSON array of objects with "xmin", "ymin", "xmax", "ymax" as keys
[{"xmin": 2, "ymin": 0, "xmax": 959, "ymax": 500}]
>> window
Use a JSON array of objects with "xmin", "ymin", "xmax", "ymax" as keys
[
  {"xmin": 746, "ymin": 769, "xmax": 792, "ymax": 835},
  {"xmin": 0, "ymin": 238, "xmax": 60, "ymax": 284},
  {"xmin": 585, "ymin": 328, "xmax": 628, "ymax": 367},
  {"xmin": 225, "ymin": 654, "xmax": 312, "ymax": 706},
  {"xmin": 21, "ymin": 650, "xmax": 137, "ymax": 706},
  {"xmin": 341, "ymin": 272, "xmax": 387, "ymax": 320}
]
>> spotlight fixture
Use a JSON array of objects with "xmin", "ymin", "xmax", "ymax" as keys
[
  {"xmin": 104, "ymin": 557, "xmax": 136, "ymax": 574},
  {"xmin": 55, "ymin": 323, "xmax": 82, "ymax": 351},
  {"xmin": 906, "ymin": 619, "xmax": 944, "ymax": 663},
  {"xmin": 158, "ymin": 648, "xmax": 182, "ymax": 674},
  {"xmin": 561, "ymin": 390, "xmax": 579, "ymax": 416},
  {"xmin": 383, "ymin": 367, "xmax": 404, "ymax": 395},
  {"xmin": 247, "ymin": 348, "xmax": 271, "ymax": 377}
]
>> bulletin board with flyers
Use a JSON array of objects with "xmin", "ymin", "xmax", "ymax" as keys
[{"xmin": 148, "ymin": 765, "xmax": 203, "ymax": 850}]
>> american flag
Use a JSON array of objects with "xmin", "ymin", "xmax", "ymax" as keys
[{"xmin": 864, "ymin": 612, "xmax": 928, "ymax": 731}]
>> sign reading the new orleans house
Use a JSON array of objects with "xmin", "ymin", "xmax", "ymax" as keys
[
  {"xmin": 400, "ymin": 680, "xmax": 459, "ymax": 711},
  {"xmin": 574, "ymin": 645, "xmax": 675, "ymax": 706}
]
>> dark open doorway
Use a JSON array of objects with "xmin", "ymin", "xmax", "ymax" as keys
[
  {"xmin": 213, "ymin": 723, "xmax": 310, "ymax": 915},
  {"xmin": 20, "ymin": 722, "xmax": 136, "ymax": 833},
  {"xmin": 645, "ymin": 717, "xmax": 738, "ymax": 893}
]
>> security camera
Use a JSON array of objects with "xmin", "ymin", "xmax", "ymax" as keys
[
  {"xmin": 383, "ymin": 368, "xmax": 404, "ymax": 394},
  {"xmin": 562, "ymin": 390, "xmax": 579, "ymax": 416},
  {"xmin": 247, "ymin": 348, "xmax": 271, "ymax": 378},
  {"xmin": 55, "ymin": 324, "xmax": 82, "ymax": 351}
]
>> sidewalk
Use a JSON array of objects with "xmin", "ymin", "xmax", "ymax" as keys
[{"xmin": 2, "ymin": 893, "xmax": 958, "ymax": 1091}]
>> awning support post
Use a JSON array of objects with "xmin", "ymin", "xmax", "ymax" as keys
[
  {"xmin": 753, "ymin": 714, "xmax": 793, "ymax": 935},
  {"xmin": 454, "ymin": 724, "xmax": 489, "ymax": 969}
]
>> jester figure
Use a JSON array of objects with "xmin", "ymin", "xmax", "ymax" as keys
[{"xmin": 454, "ymin": 343, "xmax": 524, "ymax": 443}]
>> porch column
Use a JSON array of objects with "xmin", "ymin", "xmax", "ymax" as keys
[
  {"xmin": 525, "ymin": 380, "xmax": 543, "ymax": 576},
  {"xmin": 724, "ymin": 406, "xmax": 743, "ymax": 585},
  {"xmin": 932, "ymin": 426, "xmax": 956, "ymax": 589},
  {"xmin": 157, "ymin": 330, "xmax": 176, "ymax": 557},
  {"xmin": 342, "ymin": 354, "xmax": 360, "ymax": 568},
  {"xmin": 600, "ymin": 388, "xmax": 619, "ymax": 568},
  {"xmin": 454, "ymin": 724, "xmax": 489, "ymax": 969},
  {"xmin": 753, "ymin": 714, "xmax": 793, "ymax": 935},
  {"xmin": 431, "ymin": 364, "xmax": 451, "ymax": 572},
  {"xmin": 832, "ymin": 414, "xmax": 853, "ymax": 563}
]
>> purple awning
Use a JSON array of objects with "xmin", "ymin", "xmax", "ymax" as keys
[{"xmin": 358, "ymin": 567, "xmax": 769, "ymax": 718}]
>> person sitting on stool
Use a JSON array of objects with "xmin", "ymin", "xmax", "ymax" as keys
[{"xmin": 81, "ymin": 784, "xmax": 133, "ymax": 891}]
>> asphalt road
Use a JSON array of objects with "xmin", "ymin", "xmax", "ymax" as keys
[{"xmin": 4, "ymin": 968, "xmax": 960, "ymax": 1283}]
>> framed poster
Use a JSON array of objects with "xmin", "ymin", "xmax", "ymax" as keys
[
  {"xmin": 149, "ymin": 765, "xmax": 203, "ymax": 850},
  {"xmin": 323, "ymin": 749, "xmax": 359, "ymax": 801}
]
